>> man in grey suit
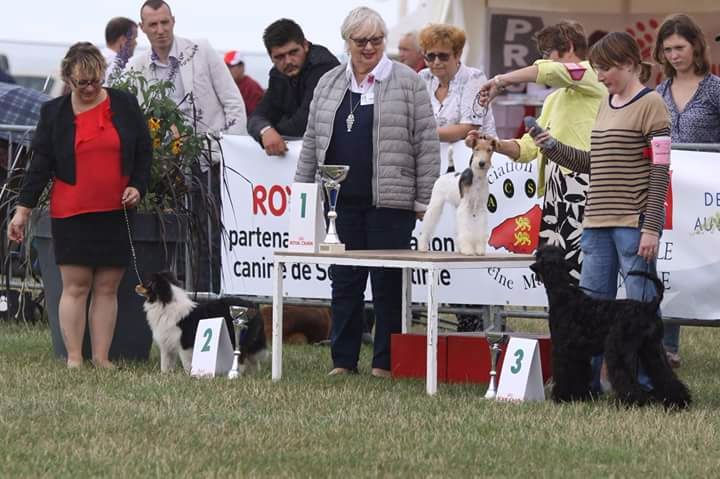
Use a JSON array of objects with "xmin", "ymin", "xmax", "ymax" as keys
[{"xmin": 128, "ymin": 0, "xmax": 247, "ymax": 293}]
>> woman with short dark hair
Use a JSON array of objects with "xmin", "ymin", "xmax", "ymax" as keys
[
  {"xmin": 8, "ymin": 42, "xmax": 152, "ymax": 368},
  {"xmin": 652, "ymin": 14, "xmax": 720, "ymax": 368},
  {"xmin": 533, "ymin": 32, "xmax": 671, "ymax": 393}
]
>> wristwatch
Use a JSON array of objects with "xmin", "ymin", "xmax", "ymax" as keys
[{"xmin": 259, "ymin": 126, "xmax": 272, "ymax": 136}]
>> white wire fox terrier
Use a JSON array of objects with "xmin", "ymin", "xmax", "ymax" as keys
[{"xmin": 418, "ymin": 137, "xmax": 496, "ymax": 255}]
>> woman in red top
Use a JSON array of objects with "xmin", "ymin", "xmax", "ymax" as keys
[{"xmin": 8, "ymin": 43, "xmax": 151, "ymax": 369}]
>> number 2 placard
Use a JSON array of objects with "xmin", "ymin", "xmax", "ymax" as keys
[
  {"xmin": 190, "ymin": 317, "xmax": 234, "ymax": 377},
  {"xmin": 496, "ymin": 337, "xmax": 545, "ymax": 402}
]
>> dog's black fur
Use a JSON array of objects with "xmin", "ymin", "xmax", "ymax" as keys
[
  {"xmin": 141, "ymin": 271, "xmax": 267, "ymax": 372},
  {"xmin": 530, "ymin": 245, "xmax": 691, "ymax": 409}
]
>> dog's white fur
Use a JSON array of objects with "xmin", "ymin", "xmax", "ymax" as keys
[
  {"xmin": 419, "ymin": 138, "xmax": 494, "ymax": 255},
  {"xmin": 143, "ymin": 283, "xmax": 197, "ymax": 373}
]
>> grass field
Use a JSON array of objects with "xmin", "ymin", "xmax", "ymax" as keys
[{"xmin": 1, "ymin": 320, "xmax": 719, "ymax": 478}]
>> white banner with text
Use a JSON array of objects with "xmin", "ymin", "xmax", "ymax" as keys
[{"xmin": 221, "ymin": 135, "xmax": 720, "ymax": 320}]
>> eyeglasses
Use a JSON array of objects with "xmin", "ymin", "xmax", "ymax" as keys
[
  {"xmin": 72, "ymin": 78, "xmax": 102, "ymax": 88},
  {"xmin": 350, "ymin": 36, "xmax": 384, "ymax": 48},
  {"xmin": 424, "ymin": 52, "xmax": 451, "ymax": 63}
]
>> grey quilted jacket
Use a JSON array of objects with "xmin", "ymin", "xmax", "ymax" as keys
[{"xmin": 294, "ymin": 61, "xmax": 440, "ymax": 211}]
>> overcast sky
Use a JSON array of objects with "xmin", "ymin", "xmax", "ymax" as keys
[{"xmin": 0, "ymin": 0, "xmax": 401, "ymax": 53}]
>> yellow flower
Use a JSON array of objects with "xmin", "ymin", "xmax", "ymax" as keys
[
  {"xmin": 148, "ymin": 117, "xmax": 161, "ymax": 133},
  {"xmin": 153, "ymin": 137, "xmax": 162, "ymax": 149},
  {"xmin": 171, "ymin": 139, "xmax": 183, "ymax": 156}
]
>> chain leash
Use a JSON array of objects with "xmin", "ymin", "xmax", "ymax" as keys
[{"xmin": 123, "ymin": 202, "xmax": 143, "ymax": 285}]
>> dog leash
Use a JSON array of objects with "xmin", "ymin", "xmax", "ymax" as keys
[
  {"xmin": 577, "ymin": 257, "xmax": 653, "ymax": 299},
  {"xmin": 471, "ymin": 91, "xmax": 490, "ymax": 125},
  {"xmin": 123, "ymin": 202, "xmax": 143, "ymax": 286}
]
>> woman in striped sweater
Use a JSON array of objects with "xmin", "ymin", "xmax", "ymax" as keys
[{"xmin": 532, "ymin": 32, "xmax": 671, "ymax": 393}]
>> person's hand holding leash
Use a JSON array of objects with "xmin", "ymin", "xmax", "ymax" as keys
[
  {"xmin": 122, "ymin": 186, "xmax": 141, "ymax": 207},
  {"xmin": 638, "ymin": 231, "xmax": 660, "ymax": 262}
]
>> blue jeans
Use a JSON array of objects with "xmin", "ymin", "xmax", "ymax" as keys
[
  {"xmin": 663, "ymin": 324, "xmax": 680, "ymax": 354},
  {"xmin": 329, "ymin": 207, "xmax": 416, "ymax": 371},
  {"xmin": 580, "ymin": 227, "xmax": 661, "ymax": 393}
]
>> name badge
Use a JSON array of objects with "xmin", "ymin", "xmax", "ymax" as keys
[{"xmin": 361, "ymin": 92, "xmax": 374, "ymax": 105}]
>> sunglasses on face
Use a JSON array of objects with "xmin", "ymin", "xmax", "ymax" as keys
[
  {"xmin": 350, "ymin": 36, "xmax": 384, "ymax": 48},
  {"xmin": 424, "ymin": 52, "xmax": 451, "ymax": 63},
  {"xmin": 72, "ymin": 78, "xmax": 102, "ymax": 88}
]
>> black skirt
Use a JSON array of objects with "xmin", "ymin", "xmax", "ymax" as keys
[{"xmin": 51, "ymin": 210, "xmax": 132, "ymax": 266}]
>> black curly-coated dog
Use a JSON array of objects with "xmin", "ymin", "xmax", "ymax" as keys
[{"xmin": 530, "ymin": 245, "xmax": 691, "ymax": 409}]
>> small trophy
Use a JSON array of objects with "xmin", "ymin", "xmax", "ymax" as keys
[
  {"xmin": 318, "ymin": 164, "xmax": 350, "ymax": 253},
  {"xmin": 227, "ymin": 305, "xmax": 249, "ymax": 379},
  {"xmin": 484, "ymin": 330, "xmax": 507, "ymax": 399}
]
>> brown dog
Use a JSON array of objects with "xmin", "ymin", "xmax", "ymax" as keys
[{"xmin": 259, "ymin": 304, "xmax": 332, "ymax": 345}]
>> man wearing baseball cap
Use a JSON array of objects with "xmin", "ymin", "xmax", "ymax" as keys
[{"xmin": 224, "ymin": 50, "xmax": 265, "ymax": 116}]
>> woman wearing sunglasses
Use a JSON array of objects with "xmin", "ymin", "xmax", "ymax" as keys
[
  {"xmin": 8, "ymin": 42, "xmax": 151, "ymax": 369},
  {"xmin": 418, "ymin": 24, "xmax": 496, "ymax": 142},
  {"xmin": 295, "ymin": 7, "xmax": 439, "ymax": 378}
]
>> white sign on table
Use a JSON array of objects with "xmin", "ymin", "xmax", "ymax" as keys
[
  {"xmin": 190, "ymin": 317, "xmax": 234, "ymax": 377},
  {"xmin": 287, "ymin": 182, "xmax": 325, "ymax": 253},
  {"xmin": 496, "ymin": 337, "xmax": 545, "ymax": 402}
]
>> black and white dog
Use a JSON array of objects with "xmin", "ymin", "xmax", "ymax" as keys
[
  {"xmin": 418, "ymin": 137, "xmax": 495, "ymax": 255},
  {"xmin": 136, "ymin": 271, "xmax": 268, "ymax": 374}
]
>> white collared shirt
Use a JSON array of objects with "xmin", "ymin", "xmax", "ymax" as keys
[
  {"xmin": 149, "ymin": 40, "xmax": 187, "ymax": 112},
  {"xmin": 345, "ymin": 54, "xmax": 393, "ymax": 95},
  {"xmin": 419, "ymin": 63, "xmax": 496, "ymax": 137}
]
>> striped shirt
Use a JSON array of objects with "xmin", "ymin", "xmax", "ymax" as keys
[{"xmin": 545, "ymin": 88, "xmax": 670, "ymax": 233}]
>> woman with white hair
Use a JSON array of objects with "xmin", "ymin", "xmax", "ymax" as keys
[{"xmin": 295, "ymin": 7, "xmax": 440, "ymax": 378}]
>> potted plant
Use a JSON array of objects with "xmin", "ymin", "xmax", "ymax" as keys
[{"xmin": 19, "ymin": 71, "xmax": 220, "ymax": 361}]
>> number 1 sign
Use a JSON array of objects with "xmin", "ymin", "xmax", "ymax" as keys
[
  {"xmin": 190, "ymin": 317, "xmax": 234, "ymax": 377},
  {"xmin": 287, "ymin": 182, "xmax": 324, "ymax": 253}
]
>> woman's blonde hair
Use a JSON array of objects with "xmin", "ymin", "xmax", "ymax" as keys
[
  {"xmin": 60, "ymin": 42, "xmax": 107, "ymax": 84},
  {"xmin": 418, "ymin": 24, "xmax": 466, "ymax": 56},
  {"xmin": 589, "ymin": 32, "xmax": 652, "ymax": 84}
]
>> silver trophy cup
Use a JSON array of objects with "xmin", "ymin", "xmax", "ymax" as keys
[
  {"xmin": 228, "ymin": 305, "xmax": 249, "ymax": 379},
  {"xmin": 484, "ymin": 330, "xmax": 507, "ymax": 399},
  {"xmin": 318, "ymin": 164, "xmax": 350, "ymax": 253}
]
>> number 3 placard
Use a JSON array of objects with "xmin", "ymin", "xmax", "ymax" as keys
[
  {"xmin": 496, "ymin": 337, "xmax": 545, "ymax": 402},
  {"xmin": 190, "ymin": 317, "xmax": 234, "ymax": 377}
]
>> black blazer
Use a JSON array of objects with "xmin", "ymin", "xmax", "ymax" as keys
[{"xmin": 18, "ymin": 88, "xmax": 152, "ymax": 208}]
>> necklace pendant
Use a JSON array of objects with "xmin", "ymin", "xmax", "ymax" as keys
[{"xmin": 346, "ymin": 113, "xmax": 355, "ymax": 132}]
